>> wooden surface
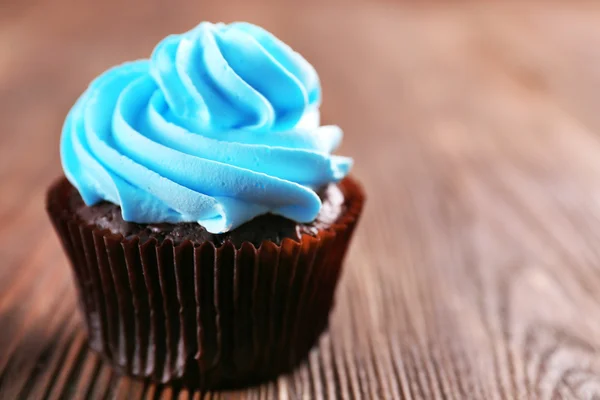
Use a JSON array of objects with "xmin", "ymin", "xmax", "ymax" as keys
[{"xmin": 3, "ymin": 1, "xmax": 600, "ymax": 399}]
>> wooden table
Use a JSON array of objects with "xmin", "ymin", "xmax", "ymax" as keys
[{"xmin": 3, "ymin": 1, "xmax": 600, "ymax": 398}]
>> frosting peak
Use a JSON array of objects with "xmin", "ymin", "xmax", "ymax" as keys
[
  {"xmin": 151, "ymin": 22, "xmax": 321, "ymax": 133},
  {"xmin": 61, "ymin": 22, "xmax": 352, "ymax": 233}
]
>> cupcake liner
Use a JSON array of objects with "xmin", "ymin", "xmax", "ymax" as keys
[{"xmin": 46, "ymin": 177, "xmax": 364, "ymax": 389}]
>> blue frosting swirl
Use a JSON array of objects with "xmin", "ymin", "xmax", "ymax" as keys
[{"xmin": 61, "ymin": 22, "xmax": 352, "ymax": 233}]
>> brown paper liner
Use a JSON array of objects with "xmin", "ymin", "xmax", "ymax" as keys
[{"xmin": 46, "ymin": 176, "xmax": 364, "ymax": 389}]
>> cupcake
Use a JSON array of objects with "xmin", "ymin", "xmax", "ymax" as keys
[{"xmin": 47, "ymin": 21, "xmax": 364, "ymax": 389}]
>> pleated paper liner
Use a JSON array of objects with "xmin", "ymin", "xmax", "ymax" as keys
[{"xmin": 46, "ymin": 176, "xmax": 364, "ymax": 389}]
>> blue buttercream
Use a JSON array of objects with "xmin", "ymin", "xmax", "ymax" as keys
[{"xmin": 61, "ymin": 22, "xmax": 352, "ymax": 233}]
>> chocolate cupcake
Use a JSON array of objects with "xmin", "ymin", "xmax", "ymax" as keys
[{"xmin": 47, "ymin": 21, "xmax": 364, "ymax": 389}]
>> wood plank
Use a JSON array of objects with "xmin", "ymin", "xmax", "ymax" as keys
[{"xmin": 2, "ymin": 1, "xmax": 600, "ymax": 399}]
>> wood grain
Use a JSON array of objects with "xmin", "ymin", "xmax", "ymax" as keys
[{"xmin": 2, "ymin": 1, "xmax": 600, "ymax": 399}]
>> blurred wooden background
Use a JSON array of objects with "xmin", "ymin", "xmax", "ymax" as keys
[{"xmin": 3, "ymin": 1, "xmax": 600, "ymax": 399}]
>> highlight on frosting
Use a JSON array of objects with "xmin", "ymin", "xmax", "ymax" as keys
[{"xmin": 61, "ymin": 21, "xmax": 352, "ymax": 233}]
